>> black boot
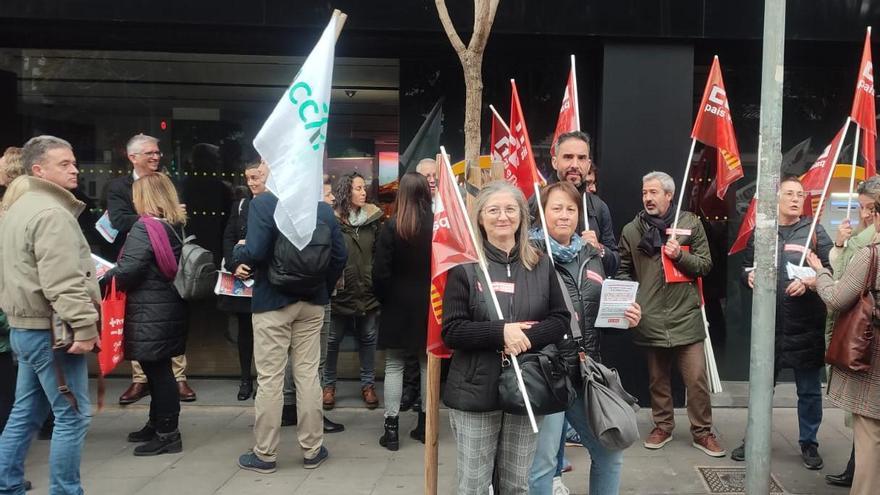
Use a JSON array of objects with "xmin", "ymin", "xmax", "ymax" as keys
[
  {"xmin": 825, "ymin": 444, "xmax": 855, "ymax": 487},
  {"xmin": 379, "ymin": 416, "xmax": 399, "ymax": 451},
  {"xmin": 237, "ymin": 379, "xmax": 254, "ymax": 401},
  {"xmin": 281, "ymin": 404, "xmax": 297, "ymax": 426},
  {"xmin": 127, "ymin": 419, "xmax": 156, "ymax": 443},
  {"xmin": 134, "ymin": 416, "xmax": 182, "ymax": 456},
  {"xmin": 410, "ymin": 412, "xmax": 425, "ymax": 444}
]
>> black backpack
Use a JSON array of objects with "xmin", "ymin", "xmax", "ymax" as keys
[{"xmin": 268, "ymin": 219, "xmax": 332, "ymax": 297}]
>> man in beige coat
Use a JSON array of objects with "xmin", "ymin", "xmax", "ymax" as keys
[{"xmin": 0, "ymin": 135, "xmax": 100, "ymax": 494}]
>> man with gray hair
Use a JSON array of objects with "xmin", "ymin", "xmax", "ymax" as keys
[
  {"xmin": 415, "ymin": 158, "xmax": 438, "ymax": 195},
  {"xmin": 616, "ymin": 170, "xmax": 724, "ymax": 457},
  {"xmin": 0, "ymin": 135, "xmax": 100, "ymax": 493},
  {"xmin": 108, "ymin": 133, "xmax": 196, "ymax": 405}
]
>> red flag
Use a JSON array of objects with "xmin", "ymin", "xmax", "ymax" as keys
[
  {"xmin": 550, "ymin": 65, "xmax": 578, "ymax": 157},
  {"xmin": 508, "ymin": 80, "xmax": 541, "ymax": 198},
  {"xmin": 800, "ymin": 121, "xmax": 848, "ymax": 197},
  {"xmin": 428, "ymin": 154, "xmax": 481, "ymax": 357},
  {"xmin": 851, "ymin": 29, "xmax": 876, "ymax": 178},
  {"xmin": 728, "ymin": 198, "xmax": 756, "ymax": 255},
  {"xmin": 691, "ymin": 57, "xmax": 744, "ymax": 199},
  {"xmin": 490, "ymin": 109, "xmax": 516, "ymax": 184}
]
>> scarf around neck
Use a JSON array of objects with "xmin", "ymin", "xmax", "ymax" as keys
[
  {"xmin": 529, "ymin": 228, "xmax": 583, "ymax": 264},
  {"xmin": 139, "ymin": 216, "xmax": 179, "ymax": 281},
  {"xmin": 637, "ymin": 207, "xmax": 676, "ymax": 256},
  {"xmin": 348, "ymin": 207, "xmax": 369, "ymax": 227}
]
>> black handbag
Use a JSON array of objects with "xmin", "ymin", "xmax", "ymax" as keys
[{"xmin": 498, "ymin": 343, "xmax": 577, "ymax": 415}]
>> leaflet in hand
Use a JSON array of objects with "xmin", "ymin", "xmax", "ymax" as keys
[
  {"xmin": 214, "ymin": 270, "xmax": 253, "ymax": 298},
  {"xmin": 595, "ymin": 279, "xmax": 639, "ymax": 329},
  {"xmin": 91, "ymin": 254, "xmax": 115, "ymax": 280},
  {"xmin": 94, "ymin": 211, "xmax": 119, "ymax": 243},
  {"xmin": 785, "ymin": 262, "xmax": 816, "ymax": 281}
]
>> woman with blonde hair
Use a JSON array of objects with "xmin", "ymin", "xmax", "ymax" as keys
[
  {"xmin": 104, "ymin": 173, "xmax": 188, "ymax": 456},
  {"xmin": 442, "ymin": 180, "xmax": 570, "ymax": 494},
  {"xmin": 0, "ymin": 147, "xmax": 24, "ymax": 188}
]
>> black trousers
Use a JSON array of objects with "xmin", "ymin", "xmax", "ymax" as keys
[
  {"xmin": 140, "ymin": 358, "xmax": 180, "ymax": 432},
  {"xmin": 237, "ymin": 313, "xmax": 254, "ymax": 380},
  {"xmin": 0, "ymin": 352, "xmax": 14, "ymax": 433}
]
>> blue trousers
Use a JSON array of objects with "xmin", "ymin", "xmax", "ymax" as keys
[{"xmin": 0, "ymin": 330, "xmax": 91, "ymax": 495}]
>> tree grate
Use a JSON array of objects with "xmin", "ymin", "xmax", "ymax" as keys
[{"xmin": 695, "ymin": 466, "xmax": 785, "ymax": 494}]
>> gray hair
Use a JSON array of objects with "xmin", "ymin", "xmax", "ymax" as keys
[
  {"xmin": 857, "ymin": 175, "xmax": 880, "ymax": 201},
  {"xmin": 21, "ymin": 135, "xmax": 72, "ymax": 176},
  {"xmin": 471, "ymin": 180, "xmax": 541, "ymax": 270},
  {"xmin": 642, "ymin": 171, "xmax": 676, "ymax": 196},
  {"xmin": 126, "ymin": 134, "xmax": 159, "ymax": 155},
  {"xmin": 415, "ymin": 158, "xmax": 437, "ymax": 173},
  {"xmin": 554, "ymin": 130, "xmax": 592, "ymax": 156}
]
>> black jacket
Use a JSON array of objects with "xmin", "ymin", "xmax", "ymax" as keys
[
  {"xmin": 217, "ymin": 198, "xmax": 252, "ymax": 314},
  {"xmin": 742, "ymin": 217, "xmax": 833, "ymax": 369},
  {"xmin": 105, "ymin": 219, "xmax": 187, "ymax": 362},
  {"xmin": 441, "ymin": 242, "xmax": 570, "ymax": 412},
  {"xmin": 106, "ymin": 174, "xmax": 138, "ymax": 258},
  {"xmin": 372, "ymin": 210, "xmax": 432, "ymax": 351},
  {"xmin": 234, "ymin": 195, "xmax": 347, "ymax": 313}
]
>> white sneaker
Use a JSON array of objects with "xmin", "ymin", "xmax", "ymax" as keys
[{"xmin": 552, "ymin": 476, "xmax": 570, "ymax": 495}]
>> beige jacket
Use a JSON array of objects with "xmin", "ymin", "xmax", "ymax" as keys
[{"xmin": 0, "ymin": 176, "xmax": 100, "ymax": 340}]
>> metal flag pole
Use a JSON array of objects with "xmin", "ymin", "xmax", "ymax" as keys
[
  {"xmin": 671, "ymin": 137, "xmax": 698, "ymax": 235},
  {"xmin": 439, "ymin": 146, "xmax": 539, "ymax": 433},
  {"xmin": 798, "ymin": 117, "xmax": 852, "ymax": 266}
]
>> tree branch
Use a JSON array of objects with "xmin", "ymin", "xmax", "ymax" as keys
[
  {"xmin": 468, "ymin": 0, "xmax": 499, "ymax": 56},
  {"xmin": 435, "ymin": 0, "xmax": 467, "ymax": 55}
]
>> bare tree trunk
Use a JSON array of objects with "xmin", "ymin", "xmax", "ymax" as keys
[{"xmin": 435, "ymin": 0, "xmax": 500, "ymax": 184}]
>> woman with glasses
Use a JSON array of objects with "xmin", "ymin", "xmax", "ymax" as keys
[{"xmin": 442, "ymin": 180, "xmax": 570, "ymax": 494}]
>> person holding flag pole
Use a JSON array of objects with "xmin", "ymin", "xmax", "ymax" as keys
[{"xmin": 438, "ymin": 147, "xmax": 570, "ymax": 494}]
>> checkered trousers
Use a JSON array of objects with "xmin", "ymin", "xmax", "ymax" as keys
[{"xmin": 449, "ymin": 409, "xmax": 541, "ymax": 494}]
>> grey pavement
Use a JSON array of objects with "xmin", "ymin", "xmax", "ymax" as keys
[{"xmin": 17, "ymin": 379, "xmax": 853, "ymax": 495}]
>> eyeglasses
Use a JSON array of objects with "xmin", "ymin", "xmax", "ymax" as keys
[
  {"xmin": 135, "ymin": 151, "xmax": 163, "ymax": 158},
  {"xmin": 483, "ymin": 206, "xmax": 520, "ymax": 218},
  {"xmin": 780, "ymin": 191, "xmax": 804, "ymax": 199}
]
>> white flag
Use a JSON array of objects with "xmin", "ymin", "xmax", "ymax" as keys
[{"xmin": 254, "ymin": 15, "xmax": 338, "ymax": 249}]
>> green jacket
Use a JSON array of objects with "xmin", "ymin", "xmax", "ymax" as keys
[
  {"xmin": 0, "ymin": 310, "xmax": 9, "ymax": 353},
  {"xmin": 825, "ymin": 225, "xmax": 877, "ymax": 345},
  {"xmin": 331, "ymin": 203, "xmax": 384, "ymax": 316},
  {"xmin": 616, "ymin": 211, "xmax": 713, "ymax": 348}
]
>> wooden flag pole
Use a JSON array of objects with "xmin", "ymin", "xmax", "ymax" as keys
[
  {"xmin": 440, "ymin": 146, "xmax": 539, "ymax": 433},
  {"xmin": 798, "ymin": 117, "xmax": 852, "ymax": 266},
  {"xmin": 424, "ymin": 352, "xmax": 441, "ymax": 495},
  {"xmin": 846, "ymin": 125, "xmax": 862, "ymax": 221},
  {"xmin": 671, "ymin": 137, "xmax": 698, "ymax": 235}
]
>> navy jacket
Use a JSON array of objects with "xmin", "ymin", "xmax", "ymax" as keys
[{"xmin": 234, "ymin": 194, "xmax": 346, "ymax": 313}]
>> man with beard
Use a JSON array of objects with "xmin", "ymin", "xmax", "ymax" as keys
[
  {"xmin": 616, "ymin": 171, "xmax": 725, "ymax": 457},
  {"xmin": 539, "ymin": 131, "xmax": 619, "ymax": 275}
]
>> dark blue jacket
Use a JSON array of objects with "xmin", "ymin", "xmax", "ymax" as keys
[{"xmin": 234, "ymin": 194, "xmax": 346, "ymax": 313}]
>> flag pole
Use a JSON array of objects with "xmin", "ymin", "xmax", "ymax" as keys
[
  {"xmin": 798, "ymin": 117, "xmax": 852, "ymax": 266},
  {"xmin": 331, "ymin": 9, "xmax": 348, "ymax": 38},
  {"xmin": 569, "ymin": 54, "xmax": 591, "ymax": 231},
  {"xmin": 533, "ymin": 182, "xmax": 555, "ymax": 267},
  {"xmin": 671, "ymin": 137, "xmax": 698, "ymax": 234},
  {"xmin": 846, "ymin": 125, "xmax": 862, "ymax": 220},
  {"xmin": 424, "ymin": 350, "xmax": 441, "ymax": 495},
  {"xmin": 440, "ymin": 146, "xmax": 539, "ymax": 433},
  {"xmin": 488, "ymin": 104, "xmax": 512, "ymax": 135}
]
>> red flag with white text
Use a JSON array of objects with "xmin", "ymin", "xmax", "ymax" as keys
[
  {"xmin": 851, "ymin": 29, "xmax": 876, "ymax": 178},
  {"xmin": 691, "ymin": 57, "xmax": 744, "ymax": 199},
  {"xmin": 508, "ymin": 80, "xmax": 541, "ymax": 198},
  {"xmin": 491, "ymin": 109, "xmax": 516, "ymax": 184},
  {"xmin": 800, "ymin": 121, "xmax": 848, "ymax": 197},
  {"xmin": 428, "ymin": 155, "xmax": 481, "ymax": 357},
  {"xmin": 551, "ymin": 66, "xmax": 578, "ymax": 156}
]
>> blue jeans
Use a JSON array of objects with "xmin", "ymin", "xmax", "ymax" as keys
[
  {"xmin": 0, "ymin": 330, "xmax": 91, "ymax": 495},
  {"xmin": 792, "ymin": 367, "xmax": 822, "ymax": 446},
  {"xmin": 323, "ymin": 310, "xmax": 378, "ymax": 388},
  {"xmin": 529, "ymin": 394, "xmax": 624, "ymax": 495}
]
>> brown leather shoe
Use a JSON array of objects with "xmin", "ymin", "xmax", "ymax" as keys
[
  {"xmin": 643, "ymin": 427, "xmax": 673, "ymax": 449},
  {"xmin": 362, "ymin": 385, "xmax": 379, "ymax": 409},
  {"xmin": 322, "ymin": 386, "xmax": 336, "ymax": 410},
  {"xmin": 118, "ymin": 382, "xmax": 149, "ymax": 405},
  {"xmin": 177, "ymin": 381, "xmax": 197, "ymax": 402},
  {"xmin": 693, "ymin": 433, "xmax": 726, "ymax": 457}
]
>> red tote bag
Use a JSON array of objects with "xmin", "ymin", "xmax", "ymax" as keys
[{"xmin": 99, "ymin": 277, "xmax": 126, "ymax": 376}]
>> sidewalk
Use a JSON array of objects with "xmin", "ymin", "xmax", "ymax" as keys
[{"xmin": 18, "ymin": 379, "xmax": 852, "ymax": 495}]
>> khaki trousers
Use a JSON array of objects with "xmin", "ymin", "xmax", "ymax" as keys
[
  {"xmin": 132, "ymin": 355, "xmax": 187, "ymax": 383},
  {"xmin": 643, "ymin": 341, "xmax": 713, "ymax": 438},
  {"xmin": 852, "ymin": 413, "xmax": 880, "ymax": 495},
  {"xmin": 252, "ymin": 301, "xmax": 324, "ymax": 461}
]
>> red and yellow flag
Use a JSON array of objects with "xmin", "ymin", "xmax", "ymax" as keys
[
  {"xmin": 428, "ymin": 153, "xmax": 480, "ymax": 357},
  {"xmin": 508, "ymin": 80, "xmax": 541, "ymax": 198},
  {"xmin": 851, "ymin": 29, "xmax": 876, "ymax": 178},
  {"xmin": 692, "ymin": 56, "xmax": 744, "ymax": 200}
]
